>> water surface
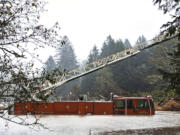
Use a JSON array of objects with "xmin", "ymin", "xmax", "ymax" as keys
[{"xmin": 0, "ymin": 111, "xmax": 180, "ymax": 135}]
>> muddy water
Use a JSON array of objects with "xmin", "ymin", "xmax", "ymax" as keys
[
  {"xmin": 0, "ymin": 111, "xmax": 180, "ymax": 135},
  {"xmin": 101, "ymin": 127, "xmax": 180, "ymax": 135}
]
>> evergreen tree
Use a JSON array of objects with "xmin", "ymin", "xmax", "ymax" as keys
[
  {"xmin": 95, "ymin": 67, "xmax": 120, "ymax": 99},
  {"xmin": 56, "ymin": 36, "xmax": 78, "ymax": 70},
  {"xmin": 147, "ymin": 38, "xmax": 178, "ymax": 91},
  {"xmin": 100, "ymin": 35, "xmax": 125, "ymax": 58},
  {"xmin": 154, "ymin": 0, "xmax": 180, "ymax": 95},
  {"xmin": 88, "ymin": 45, "xmax": 99, "ymax": 63},
  {"xmin": 136, "ymin": 35, "xmax": 147, "ymax": 44},
  {"xmin": 110, "ymin": 35, "xmax": 154, "ymax": 92},
  {"xmin": 114, "ymin": 39, "xmax": 125, "ymax": 53},
  {"xmin": 80, "ymin": 45, "xmax": 99, "ymax": 95},
  {"xmin": 153, "ymin": 0, "xmax": 180, "ymax": 36},
  {"xmin": 124, "ymin": 39, "xmax": 132, "ymax": 49},
  {"xmin": 55, "ymin": 36, "xmax": 79, "ymax": 97},
  {"xmin": 45, "ymin": 56, "xmax": 56, "ymax": 71},
  {"xmin": 81, "ymin": 36, "xmax": 126, "ymax": 98},
  {"xmin": 100, "ymin": 35, "xmax": 115, "ymax": 58},
  {"xmin": 159, "ymin": 40, "xmax": 180, "ymax": 95}
]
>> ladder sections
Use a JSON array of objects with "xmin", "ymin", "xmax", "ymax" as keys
[{"xmin": 40, "ymin": 35, "xmax": 178, "ymax": 95}]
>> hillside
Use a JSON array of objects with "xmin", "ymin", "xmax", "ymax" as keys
[{"xmin": 155, "ymin": 98, "xmax": 180, "ymax": 111}]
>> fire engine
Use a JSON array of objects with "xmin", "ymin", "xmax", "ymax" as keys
[{"xmin": 12, "ymin": 96, "xmax": 154, "ymax": 115}]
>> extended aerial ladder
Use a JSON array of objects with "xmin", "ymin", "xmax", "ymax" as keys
[{"xmin": 39, "ymin": 34, "xmax": 178, "ymax": 97}]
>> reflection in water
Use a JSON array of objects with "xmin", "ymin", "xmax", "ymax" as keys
[{"xmin": 0, "ymin": 111, "xmax": 180, "ymax": 135}]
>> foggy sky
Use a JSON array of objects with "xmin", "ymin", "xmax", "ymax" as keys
[{"xmin": 39, "ymin": 0, "xmax": 171, "ymax": 63}]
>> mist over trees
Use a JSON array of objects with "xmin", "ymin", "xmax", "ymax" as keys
[
  {"xmin": 79, "ymin": 35, "xmax": 153, "ymax": 99},
  {"xmin": 55, "ymin": 34, "xmax": 179, "ymax": 101}
]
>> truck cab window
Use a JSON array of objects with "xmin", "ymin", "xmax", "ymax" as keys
[
  {"xmin": 137, "ymin": 99, "xmax": 149, "ymax": 109},
  {"xmin": 127, "ymin": 100, "xmax": 133, "ymax": 109},
  {"xmin": 116, "ymin": 100, "xmax": 125, "ymax": 109}
]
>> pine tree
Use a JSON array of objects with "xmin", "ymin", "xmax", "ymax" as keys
[
  {"xmin": 100, "ymin": 35, "xmax": 125, "ymax": 58},
  {"xmin": 95, "ymin": 67, "xmax": 120, "ymax": 98},
  {"xmin": 136, "ymin": 35, "xmax": 146, "ymax": 44},
  {"xmin": 88, "ymin": 45, "xmax": 99, "ymax": 63},
  {"xmin": 56, "ymin": 36, "xmax": 78, "ymax": 70},
  {"xmin": 80, "ymin": 45, "xmax": 99, "ymax": 95},
  {"xmin": 81, "ymin": 36, "xmax": 126, "ymax": 98},
  {"xmin": 110, "ymin": 35, "xmax": 154, "ymax": 92},
  {"xmin": 154, "ymin": 0, "xmax": 180, "ymax": 95},
  {"xmin": 124, "ymin": 39, "xmax": 132, "ymax": 49},
  {"xmin": 45, "ymin": 56, "xmax": 56, "ymax": 71},
  {"xmin": 159, "ymin": 40, "xmax": 180, "ymax": 95},
  {"xmin": 153, "ymin": 0, "xmax": 180, "ymax": 36},
  {"xmin": 100, "ymin": 35, "xmax": 115, "ymax": 58},
  {"xmin": 147, "ymin": 38, "xmax": 178, "ymax": 91},
  {"xmin": 55, "ymin": 36, "xmax": 79, "ymax": 97}
]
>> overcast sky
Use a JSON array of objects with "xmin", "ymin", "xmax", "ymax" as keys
[{"xmin": 39, "ymin": 0, "xmax": 171, "ymax": 63}]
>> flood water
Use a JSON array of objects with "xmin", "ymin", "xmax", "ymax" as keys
[{"xmin": 0, "ymin": 111, "xmax": 180, "ymax": 135}]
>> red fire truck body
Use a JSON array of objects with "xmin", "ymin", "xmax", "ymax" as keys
[{"xmin": 13, "ymin": 96, "xmax": 155, "ymax": 115}]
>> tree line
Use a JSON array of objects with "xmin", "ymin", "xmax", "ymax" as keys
[{"xmin": 44, "ymin": 34, "xmax": 179, "ymax": 101}]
